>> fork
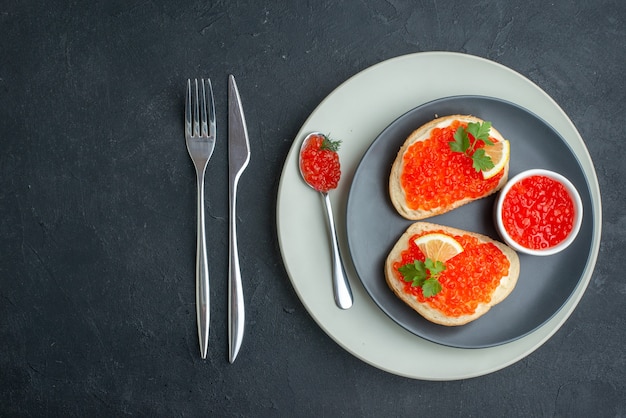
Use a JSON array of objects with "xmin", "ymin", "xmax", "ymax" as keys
[{"xmin": 185, "ymin": 78, "xmax": 216, "ymax": 359}]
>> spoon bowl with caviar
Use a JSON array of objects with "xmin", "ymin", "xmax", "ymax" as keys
[{"xmin": 299, "ymin": 132, "xmax": 353, "ymax": 309}]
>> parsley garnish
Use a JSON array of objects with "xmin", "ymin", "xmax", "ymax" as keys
[
  {"xmin": 398, "ymin": 258, "xmax": 445, "ymax": 298},
  {"xmin": 319, "ymin": 134, "xmax": 341, "ymax": 152},
  {"xmin": 449, "ymin": 121, "xmax": 495, "ymax": 172}
]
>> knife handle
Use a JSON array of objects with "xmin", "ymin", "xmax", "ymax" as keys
[{"xmin": 228, "ymin": 176, "xmax": 245, "ymax": 363}]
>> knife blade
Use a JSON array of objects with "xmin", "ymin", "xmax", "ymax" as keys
[{"xmin": 227, "ymin": 74, "xmax": 250, "ymax": 363}]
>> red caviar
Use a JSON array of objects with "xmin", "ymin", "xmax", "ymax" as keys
[
  {"xmin": 501, "ymin": 175, "xmax": 575, "ymax": 250},
  {"xmin": 300, "ymin": 134, "xmax": 341, "ymax": 192},
  {"xmin": 392, "ymin": 231, "xmax": 510, "ymax": 317},
  {"xmin": 400, "ymin": 120, "xmax": 503, "ymax": 211}
]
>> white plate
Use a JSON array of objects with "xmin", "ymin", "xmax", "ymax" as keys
[{"xmin": 276, "ymin": 52, "xmax": 601, "ymax": 380}]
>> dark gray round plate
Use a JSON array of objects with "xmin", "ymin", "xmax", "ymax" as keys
[{"xmin": 345, "ymin": 95, "xmax": 595, "ymax": 349}]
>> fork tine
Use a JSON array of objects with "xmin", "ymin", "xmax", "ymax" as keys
[
  {"xmin": 206, "ymin": 79, "xmax": 216, "ymax": 139},
  {"xmin": 200, "ymin": 79, "xmax": 208, "ymax": 137},
  {"xmin": 193, "ymin": 79, "xmax": 200, "ymax": 137},
  {"xmin": 185, "ymin": 79, "xmax": 192, "ymax": 137}
]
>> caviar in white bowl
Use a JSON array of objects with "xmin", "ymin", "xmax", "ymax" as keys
[{"xmin": 494, "ymin": 169, "xmax": 583, "ymax": 256}]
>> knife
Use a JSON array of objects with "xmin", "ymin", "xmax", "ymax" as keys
[{"xmin": 227, "ymin": 75, "xmax": 250, "ymax": 363}]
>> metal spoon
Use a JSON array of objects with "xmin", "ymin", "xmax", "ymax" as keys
[{"xmin": 299, "ymin": 132, "xmax": 353, "ymax": 310}]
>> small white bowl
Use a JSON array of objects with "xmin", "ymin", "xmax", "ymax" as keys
[{"xmin": 494, "ymin": 169, "xmax": 583, "ymax": 256}]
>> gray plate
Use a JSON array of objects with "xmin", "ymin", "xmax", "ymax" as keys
[{"xmin": 346, "ymin": 95, "xmax": 595, "ymax": 349}]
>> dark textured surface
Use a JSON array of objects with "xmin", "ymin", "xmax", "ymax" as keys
[{"xmin": 1, "ymin": 1, "xmax": 624, "ymax": 416}]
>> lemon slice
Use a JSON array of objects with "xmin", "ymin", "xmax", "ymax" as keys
[
  {"xmin": 414, "ymin": 233, "xmax": 464, "ymax": 262},
  {"xmin": 481, "ymin": 139, "xmax": 510, "ymax": 179}
]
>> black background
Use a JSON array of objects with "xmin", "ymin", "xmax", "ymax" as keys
[{"xmin": 1, "ymin": 1, "xmax": 624, "ymax": 416}]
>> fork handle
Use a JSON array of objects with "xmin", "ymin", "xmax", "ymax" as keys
[
  {"xmin": 228, "ymin": 174, "xmax": 245, "ymax": 363},
  {"xmin": 195, "ymin": 168, "xmax": 210, "ymax": 359}
]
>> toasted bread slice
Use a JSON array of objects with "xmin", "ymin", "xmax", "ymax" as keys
[
  {"xmin": 389, "ymin": 115, "xmax": 509, "ymax": 220},
  {"xmin": 385, "ymin": 222, "xmax": 520, "ymax": 326}
]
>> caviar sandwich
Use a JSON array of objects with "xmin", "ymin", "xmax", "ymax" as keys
[
  {"xmin": 389, "ymin": 115, "xmax": 510, "ymax": 220},
  {"xmin": 385, "ymin": 222, "xmax": 520, "ymax": 326}
]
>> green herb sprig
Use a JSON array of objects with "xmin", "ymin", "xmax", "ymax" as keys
[
  {"xmin": 398, "ymin": 258, "xmax": 445, "ymax": 298},
  {"xmin": 319, "ymin": 134, "xmax": 341, "ymax": 152},
  {"xmin": 449, "ymin": 121, "xmax": 495, "ymax": 172}
]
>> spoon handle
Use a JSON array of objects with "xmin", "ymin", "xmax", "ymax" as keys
[{"xmin": 321, "ymin": 192, "xmax": 353, "ymax": 309}]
